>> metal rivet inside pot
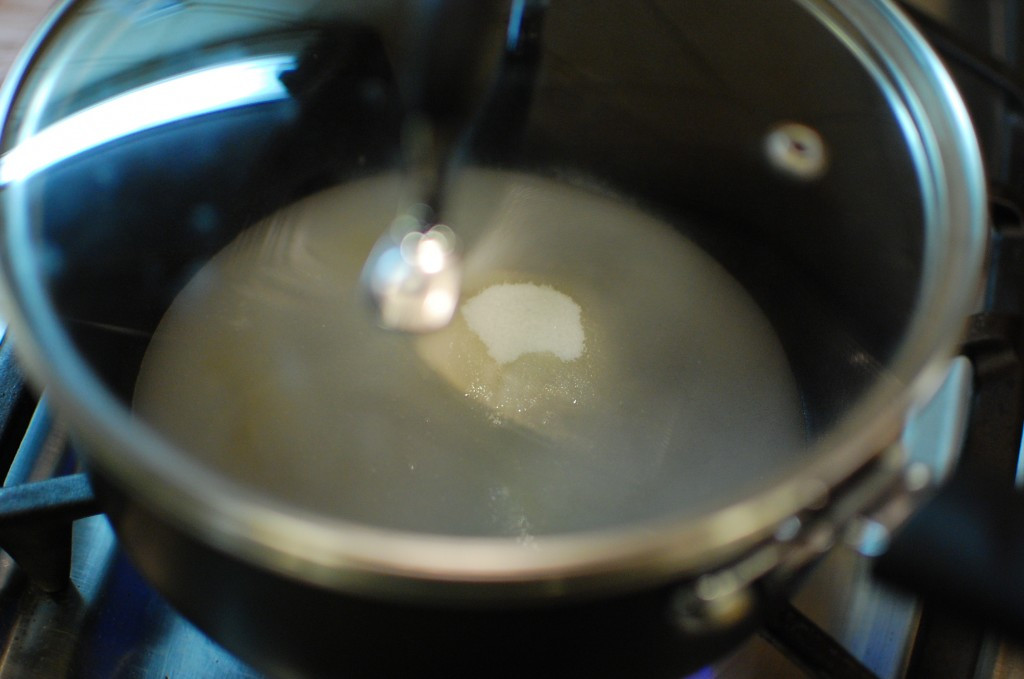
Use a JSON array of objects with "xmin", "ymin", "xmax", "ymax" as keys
[
  {"xmin": 846, "ymin": 515, "xmax": 893, "ymax": 558},
  {"xmin": 765, "ymin": 121, "xmax": 828, "ymax": 180},
  {"xmin": 671, "ymin": 577, "xmax": 756, "ymax": 635},
  {"xmin": 774, "ymin": 515, "xmax": 803, "ymax": 542}
]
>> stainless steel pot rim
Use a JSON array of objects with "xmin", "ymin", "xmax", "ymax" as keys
[{"xmin": 0, "ymin": 0, "xmax": 989, "ymax": 601}]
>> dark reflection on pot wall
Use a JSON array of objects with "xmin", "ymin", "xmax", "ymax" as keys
[{"xmin": 0, "ymin": 55, "xmax": 296, "ymax": 184}]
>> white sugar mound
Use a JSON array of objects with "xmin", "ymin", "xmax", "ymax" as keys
[{"xmin": 462, "ymin": 283, "xmax": 585, "ymax": 365}]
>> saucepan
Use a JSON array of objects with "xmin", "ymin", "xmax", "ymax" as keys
[{"xmin": 0, "ymin": 0, "xmax": 992, "ymax": 676}]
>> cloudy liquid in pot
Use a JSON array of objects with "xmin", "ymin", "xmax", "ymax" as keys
[{"xmin": 133, "ymin": 170, "xmax": 807, "ymax": 537}]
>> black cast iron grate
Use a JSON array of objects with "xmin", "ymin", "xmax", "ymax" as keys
[{"xmin": 0, "ymin": 340, "xmax": 99, "ymax": 593}]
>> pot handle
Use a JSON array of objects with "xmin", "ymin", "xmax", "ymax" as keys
[
  {"xmin": 873, "ymin": 306, "xmax": 1024, "ymax": 636},
  {"xmin": 873, "ymin": 467, "xmax": 1024, "ymax": 637}
]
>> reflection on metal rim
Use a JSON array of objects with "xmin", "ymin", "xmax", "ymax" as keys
[{"xmin": 0, "ymin": 54, "xmax": 294, "ymax": 185}]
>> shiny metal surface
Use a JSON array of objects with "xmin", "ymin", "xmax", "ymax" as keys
[{"xmin": 362, "ymin": 0, "xmax": 512, "ymax": 333}]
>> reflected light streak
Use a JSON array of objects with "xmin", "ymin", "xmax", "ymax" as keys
[
  {"xmin": 423, "ymin": 286, "xmax": 458, "ymax": 321},
  {"xmin": 0, "ymin": 54, "xmax": 295, "ymax": 185},
  {"xmin": 416, "ymin": 235, "xmax": 448, "ymax": 274},
  {"xmin": 415, "ymin": 226, "xmax": 455, "ymax": 274}
]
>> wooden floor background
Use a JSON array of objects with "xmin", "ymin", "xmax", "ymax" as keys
[{"xmin": 0, "ymin": 0, "xmax": 52, "ymax": 83}]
